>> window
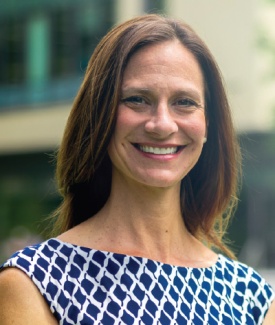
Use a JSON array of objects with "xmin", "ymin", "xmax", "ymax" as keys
[
  {"xmin": 0, "ymin": 18, "xmax": 25, "ymax": 85},
  {"xmin": 144, "ymin": 0, "xmax": 165, "ymax": 13},
  {"xmin": 51, "ymin": 1, "xmax": 114, "ymax": 79},
  {"xmin": 0, "ymin": 0, "xmax": 114, "ymax": 108}
]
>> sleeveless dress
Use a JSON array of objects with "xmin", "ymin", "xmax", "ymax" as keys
[{"xmin": 1, "ymin": 238, "xmax": 274, "ymax": 324}]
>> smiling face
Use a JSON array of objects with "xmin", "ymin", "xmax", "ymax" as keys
[{"xmin": 108, "ymin": 40, "xmax": 207, "ymax": 189}]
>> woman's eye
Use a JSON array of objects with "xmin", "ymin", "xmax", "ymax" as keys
[
  {"xmin": 122, "ymin": 96, "xmax": 146, "ymax": 105},
  {"xmin": 175, "ymin": 98, "xmax": 198, "ymax": 107}
]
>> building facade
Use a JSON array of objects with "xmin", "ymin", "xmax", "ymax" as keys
[{"xmin": 1, "ymin": 0, "xmax": 275, "ymax": 270}]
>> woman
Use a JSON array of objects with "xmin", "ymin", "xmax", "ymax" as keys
[{"xmin": 0, "ymin": 14, "xmax": 274, "ymax": 324}]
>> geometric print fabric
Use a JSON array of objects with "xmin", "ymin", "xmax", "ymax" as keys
[{"xmin": 1, "ymin": 238, "xmax": 274, "ymax": 324}]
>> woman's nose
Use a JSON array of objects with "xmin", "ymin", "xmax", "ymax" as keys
[{"xmin": 144, "ymin": 103, "xmax": 178, "ymax": 138}]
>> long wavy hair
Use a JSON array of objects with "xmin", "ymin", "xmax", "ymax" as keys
[{"xmin": 52, "ymin": 14, "xmax": 241, "ymax": 258}]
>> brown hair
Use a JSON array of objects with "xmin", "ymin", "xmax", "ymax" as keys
[{"xmin": 52, "ymin": 14, "xmax": 241, "ymax": 258}]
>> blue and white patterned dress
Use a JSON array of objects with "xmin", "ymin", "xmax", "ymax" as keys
[{"xmin": 1, "ymin": 238, "xmax": 274, "ymax": 324}]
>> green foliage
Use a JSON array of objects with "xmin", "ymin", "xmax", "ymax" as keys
[
  {"xmin": 0, "ymin": 152, "xmax": 61, "ymax": 263},
  {"xmin": 0, "ymin": 185, "xmax": 59, "ymax": 240}
]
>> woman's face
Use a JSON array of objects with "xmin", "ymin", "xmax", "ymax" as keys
[{"xmin": 108, "ymin": 40, "xmax": 207, "ymax": 189}]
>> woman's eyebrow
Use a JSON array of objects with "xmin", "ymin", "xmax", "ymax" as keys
[
  {"xmin": 121, "ymin": 87, "xmax": 151, "ymax": 95},
  {"xmin": 121, "ymin": 87, "xmax": 203, "ymax": 98}
]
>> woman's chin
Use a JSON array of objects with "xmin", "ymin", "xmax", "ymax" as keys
[{"xmin": 132, "ymin": 171, "xmax": 186, "ymax": 189}]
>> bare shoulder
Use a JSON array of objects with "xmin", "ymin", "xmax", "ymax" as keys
[
  {"xmin": 0, "ymin": 267, "xmax": 58, "ymax": 325},
  {"xmin": 263, "ymin": 299, "xmax": 275, "ymax": 325}
]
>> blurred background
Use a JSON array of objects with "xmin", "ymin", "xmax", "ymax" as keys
[{"xmin": 0, "ymin": 0, "xmax": 274, "ymax": 285}]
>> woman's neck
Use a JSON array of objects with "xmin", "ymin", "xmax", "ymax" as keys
[
  {"xmin": 86, "ymin": 177, "xmax": 204, "ymax": 265},
  {"xmin": 59, "ymin": 176, "xmax": 217, "ymax": 267}
]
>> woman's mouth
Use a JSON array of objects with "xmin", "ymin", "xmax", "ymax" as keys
[{"xmin": 134, "ymin": 144, "xmax": 182, "ymax": 155}]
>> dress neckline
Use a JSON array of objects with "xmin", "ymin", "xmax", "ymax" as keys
[{"xmin": 49, "ymin": 238, "xmax": 223, "ymax": 271}]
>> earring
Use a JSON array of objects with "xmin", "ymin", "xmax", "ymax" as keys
[{"xmin": 203, "ymin": 137, "xmax": 207, "ymax": 144}]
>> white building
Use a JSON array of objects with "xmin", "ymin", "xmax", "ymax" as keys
[{"xmin": 0, "ymin": 0, "xmax": 274, "ymax": 269}]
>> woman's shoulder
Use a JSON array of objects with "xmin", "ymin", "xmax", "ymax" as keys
[
  {"xmin": 0, "ymin": 267, "xmax": 57, "ymax": 324},
  {"xmin": 1, "ymin": 238, "xmax": 63, "ymax": 272},
  {"xmin": 218, "ymin": 255, "xmax": 273, "ymax": 283},
  {"xmin": 2, "ymin": 236, "xmax": 86, "ymax": 261},
  {"xmin": 218, "ymin": 254, "xmax": 274, "ymax": 292},
  {"xmin": 263, "ymin": 299, "xmax": 275, "ymax": 324},
  {"xmin": 217, "ymin": 255, "xmax": 274, "ymax": 320},
  {"xmin": 0, "ymin": 238, "xmax": 96, "ymax": 324},
  {"xmin": 1, "ymin": 239, "xmax": 68, "ymax": 297}
]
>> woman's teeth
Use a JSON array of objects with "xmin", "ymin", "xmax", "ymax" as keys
[{"xmin": 138, "ymin": 145, "xmax": 178, "ymax": 155}]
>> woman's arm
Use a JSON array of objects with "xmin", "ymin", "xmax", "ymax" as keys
[
  {"xmin": 263, "ymin": 299, "xmax": 275, "ymax": 325},
  {"xmin": 0, "ymin": 268, "xmax": 58, "ymax": 325}
]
